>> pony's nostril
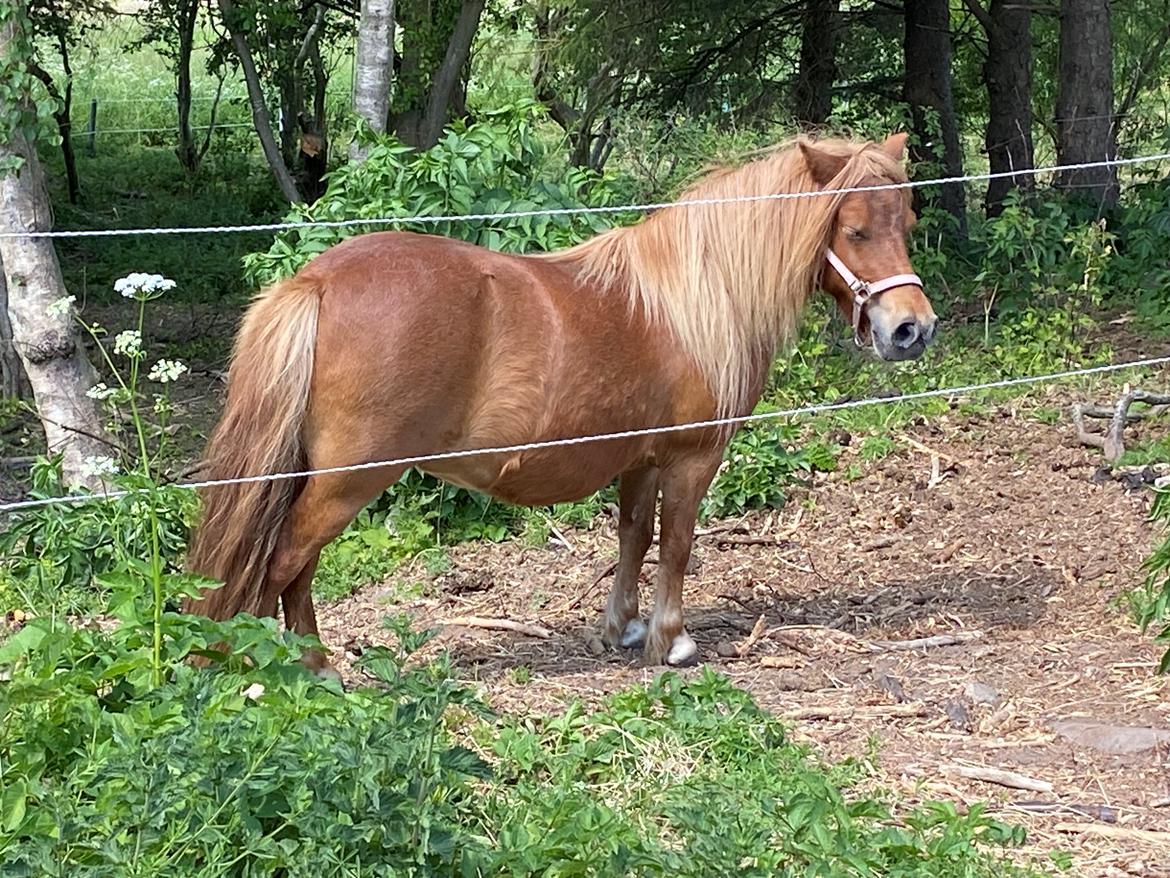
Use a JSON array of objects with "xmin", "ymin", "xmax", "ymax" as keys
[
  {"xmin": 892, "ymin": 320, "xmax": 919, "ymax": 349},
  {"xmin": 924, "ymin": 317, "xmax": 939, "ymax": 344}
]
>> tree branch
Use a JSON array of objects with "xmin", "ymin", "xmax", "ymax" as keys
[{"xmin": 216, "ymin": 0, "xmax": 303, "ymax": 202}]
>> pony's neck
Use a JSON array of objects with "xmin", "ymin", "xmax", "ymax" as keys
[{"xmin": 547, "ymin": 140, "xmax": 882, "ymax": 416}]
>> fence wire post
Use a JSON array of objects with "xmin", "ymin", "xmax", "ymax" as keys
[{"xmin": 85, "ymin": 99, "xmax": 97, "ymax": 157}]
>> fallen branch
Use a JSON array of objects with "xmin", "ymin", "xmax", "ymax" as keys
[
  {"xmin": 945, "ymin": 765, "xmax": 1053, "ymax": 794},
  {"xmin": 1052, "ymin": 821, "xmax": 1170, "ymax": 845},
  {"xmin": 760, "ymin": 655, "xmax": 801, "ymax": 669},
  {"xmin": 1072, "ymin": 386, "xmax": 1170, "ymax": 463},
  {"xmin": 712, "ymin": 534, "xmax": 789, "ymax": 547},
  {"xmin": 867, "ymin": 630, "xmax": 983, "ymax": 652},
  {"xmin": 736, "ymin": 614, "xmax": 768, "ymax": 657},
  {"xmin": 902, "ymin": 435, "xmax": 965, "ymax": 465},
  {"xmin": 785, "ymin": 702, "xmax": 927, "ymax": 721},
  {"xmin": 440, "ymin": 616, "xmax": 552, "ymax": 639},
  {"xmin": 1006, "ymin": 800, "xmax": 1117, "ymax": 823},
  {"xmin": 561, "ymin": 559, "xmax": 618, "ymax": 612}
]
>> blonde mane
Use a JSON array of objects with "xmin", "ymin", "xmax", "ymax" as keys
[{"xmin": 545, "ymin": 137, "xmax": 909, "ymax": 417}]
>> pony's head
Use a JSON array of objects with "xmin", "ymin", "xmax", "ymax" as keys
[{"xmin": 800, "ymin": 134, "xmax": 938, "ymax": 361}]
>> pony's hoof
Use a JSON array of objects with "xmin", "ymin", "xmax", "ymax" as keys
[
  {"xmin": 619, "ymin": 618, "xmax": 648, "ymax": 649},
  {"xmin": 666, "ymin": 633, "xmax": 699, "ymax": 667}
]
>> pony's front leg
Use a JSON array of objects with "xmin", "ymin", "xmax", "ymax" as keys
[
  {"xmin": 602, "ymin": 466, "xmax": 659, "ymax": 650},
  {"xmin": 645, "ymin": 453, "xmax": 722, "ymax": 666}
]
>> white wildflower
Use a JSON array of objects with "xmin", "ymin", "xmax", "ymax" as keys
[
  {"xmin": 86, "ymin": 382, "xmax": 118, "ymax": 401},
  {"xmin": 79, "ymin": 455, "xmax": 119, "ymax": 479},
  {"xmin": 147, "ymin": 358, "xmax": 188, "ymax": 383},
  {"xmin": 112, "ymin": 330, "xmax": 142, "ymax": 357},
  {"xmin": 114, "ymin": 272, "xmax": 176, "ymax": 299},
  {"xmin": 46, "ymin": 295, "xmax": 76, "ymax": 318},
  {"xmin": 242, "ymin": 682, "xmax": 265, "ymax": 701}
]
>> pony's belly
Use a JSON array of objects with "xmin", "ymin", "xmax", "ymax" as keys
[{"xmin": 422, "ymin": 444, "xmax": 642, "ymax": 507}]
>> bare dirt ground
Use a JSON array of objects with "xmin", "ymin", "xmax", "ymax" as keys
[{"xmin": 319, "ymin": 397, "xmax": 1170, "ymax": 877}]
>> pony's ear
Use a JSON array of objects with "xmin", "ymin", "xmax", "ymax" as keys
[
  {"xmin": 880, "ymin": 132, "xmax": 909, "ymax": 161},
  {"xmin": 799, "ymin": 142, "xmax": 849, "ymax": 186}
]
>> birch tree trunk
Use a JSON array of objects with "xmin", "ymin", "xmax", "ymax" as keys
[
  {"xmin": 350, "ymin": 0, "xmax": 395, "ymax": 163},
  {"xmin": 0, "ymin": 261, "xmax": 26, "ymax": 400},
  {"xmin": 1, "ymin": 10, "xmax": 110, "ymax": 488}
]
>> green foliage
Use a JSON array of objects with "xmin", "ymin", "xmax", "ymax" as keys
[
  {"xmin": 0, "ymin": 0, "xmax": 64, "ymax": 168},
  {"xmin": 0, "ymin": 608, "xmax": 492, "ymax": 876},
  {"xmin": 1106, "ymin": 179, "xmax": 1170, "ymax": 336},
  {"xmin": 475, "ymin": 670, "xmax": 1043, "ymax": 877},
  {"xmin": 244, "ymin": 102, "xmax": 635, "ymax": 285},
  {"xmin": 313, "ymin": 471, "xmax": 520, "ymax": 601},
  {"xmin": 0, "ymin": 612, "xmax": 1049, "ymax": 877},
  {"xmin": 0, "ymin": 461, "xmax": 194, "ymax": 616},
  {"xmin": 1137, "ymin": 489, "xmax": 1170, "ymax": 673},
  {"xmin": 703, "ymin": 422, "xmax": 837, "ymax": 519}
]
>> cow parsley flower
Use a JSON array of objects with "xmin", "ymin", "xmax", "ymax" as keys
[
  {"xmin": 112, "ymin": 330, "xmax": 142, "ymax": 357},
  {"xmin": 242, "ymin": 682, "xmax": 265, "ymax": 701},
  {"xmin": 147, "ymin": 358, "xmax": 188, "ymax": 383},
  {"xmin": 46, "ymin": 295, "xmax": 76, "ymax": 318},
  {"xmin": 114, "ymin": 273, "xmax": 176, "ymax": 299},
  {"xmin": 86, "ymin": 382, "xmax": 118, "ymax": 401},
  {"xmin": 79, "ymin": 455, "xmax": 119, "ymax": 479}
]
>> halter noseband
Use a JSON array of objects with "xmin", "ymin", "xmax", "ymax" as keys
[{"xmin": 825, "ymin": 249, "xmax": 924, "ymax": 347}]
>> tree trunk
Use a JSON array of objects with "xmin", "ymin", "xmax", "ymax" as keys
[
  {"xmin": 216, "ymin": 0, "xmax": 303, "ymax": 202},
  {"xmin": 0, "ymin": 261, "xmax": 27, "ymax": 400},
  {"xmin": 0, "ymin": 5, "xmax": 110, "ymax": 487},
  {"xmin": 1056, "ymin": 0, "xmax": 1117, "ymax": 209},
  {"xmin": 903, "ymin": 0, "xmax": 967, "ymax": 237},
  {"xmin": 979, "ymin": 0, "xmax": 1034, "ymax": 216},
  {"xmin": 793, "ymin": 0, "xmax": 840, "ymax": 127},
  {"xmin": 350, "ymin": 0, "xmax": 395, "ymax": 162},
  {"xmin": 391, "ymin": 0, "xmax": 485, "ymax": 150},
  {"xmin": 417, "ymin": 0, "xmax": 485, "ymax": 148},
  {"xmin": 29, "ymin": 52, "xmax": 80, "ymax": 204},
  {"xmin": 175, "ymin": 0, "xmax": 200, "ymax": 172}
]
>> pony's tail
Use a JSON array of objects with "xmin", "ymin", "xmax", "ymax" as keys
[{"xmin": 184, "ymin": 276, "xmax": 322, "ymax": 620}]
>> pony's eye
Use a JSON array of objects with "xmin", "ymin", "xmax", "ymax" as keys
[{"xmin": 844, "ymin": 227, "xmax": 867, "ymax": 242}]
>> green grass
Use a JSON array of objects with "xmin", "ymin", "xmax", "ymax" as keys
[{"xmin": 44, "ymin": 146, "xmax": 283, "ymax": 307}]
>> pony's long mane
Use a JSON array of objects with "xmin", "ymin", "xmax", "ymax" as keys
[{"xmin": 546, "ymin": 138, "xmax": 908, "ymax": 416}]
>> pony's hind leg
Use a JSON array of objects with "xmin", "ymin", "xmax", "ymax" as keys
[
  {"xmin": 644, "ymin": 454, "xmax": 722, "ymax": 667},
  {"xmin": 280, "ymin": 553, "xmax": 337, "ymax": 678},
  {"xmin": 602, "ymin": 466, "xmax": 659, "ymax": 650},
  {"xmin": 262, "ymin": 466, "xmax": 407, "ymax": 672}
]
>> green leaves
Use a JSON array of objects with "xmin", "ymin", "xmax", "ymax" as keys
[
  {"xmin": 703, "ymin": 422, "xmax": 838, "ymax": 519},
  {"xmin": 243, "ymin": 102, "xmax": 635, "ymax": 287}
]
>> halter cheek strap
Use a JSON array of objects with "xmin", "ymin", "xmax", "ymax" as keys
[{"xmin": 825, "ymin": 249, "xmax": 924, "ymax": 347}]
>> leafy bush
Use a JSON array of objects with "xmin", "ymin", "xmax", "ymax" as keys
[
  {"xmin": 1, "ymin": 274, "xmax": 200, "ymax": 619},
  {"xmin": 1, "ymin": 608, "xmax": 1050, "ymax": 878},
  {"xmin": 0, "ymin": 610, "xmax": 491, "ymax": 876},
  {"xmin": 244, "ymin": 101, "xmax": 636, "ymax": 286},
  {"xmin": 1137, "ymin": 488, "xmax": 1170, "ymax": 673},
  {"xmin": 476, "ymin": 670, "xmax": 1045, "ymax": 878}
]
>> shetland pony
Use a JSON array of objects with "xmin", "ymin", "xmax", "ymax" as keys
[{"xmin": 185, "ymin": 133, "xmax": 937, "ymax": 671}]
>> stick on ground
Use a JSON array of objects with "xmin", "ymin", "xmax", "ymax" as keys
[
  {"xmin": 441, "ymin": 616, "xmax": 552, "ymax": 639},
  {"xmin": 945, "ymin": 765, "xmax": 1053, "ymax": 794}
]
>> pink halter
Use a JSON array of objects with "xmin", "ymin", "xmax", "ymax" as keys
[{"xmin": 826, "ymin": 249, "xmax": 923, "ymax": 346}]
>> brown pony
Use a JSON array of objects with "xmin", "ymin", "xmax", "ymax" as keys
[{"xmin": 185, "ymin": 133, "xmax": 937, "ymax": 671}]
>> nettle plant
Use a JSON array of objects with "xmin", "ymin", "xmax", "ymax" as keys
[{"xmin": 1, "ymin": 274, "xmax": 201, "ymax": 651}]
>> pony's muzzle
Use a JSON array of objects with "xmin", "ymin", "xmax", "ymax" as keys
[{"xmin": 870, "ymin": 297, "xmax": 938, "ymax": 362}]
